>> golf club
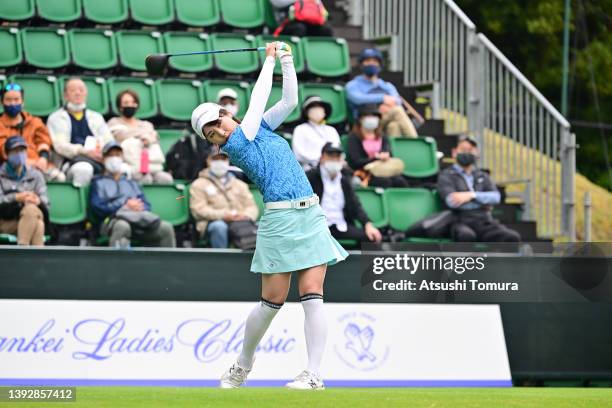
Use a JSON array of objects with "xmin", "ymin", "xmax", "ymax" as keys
[{"xmin": 145, "ymin": 47, "xmax": 266, "ymax": 76}]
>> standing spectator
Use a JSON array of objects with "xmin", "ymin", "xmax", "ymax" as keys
[
  {"xmin": 269, "ymin": 0, "xmax": 333, "ymax": 37},
  {"xmin": 292, "ymin": 96, "xmax": 340, "ymax": 171},
  {"xmin": 47, "ymin": 77, "xmax": 113, "ymax": 187},
  {"xmin": 346, "ymin": 105, "xmax": 409, "ymax": 188},
  {"xmin": 190, "ymin": 151, "xmax": 259, "ymax": 248},
  {"xmin": 217, "ymin": 88, "xmax": 240, "ymax": 118},
  {"xmin": 89, "ymin": 141, "xmax": 176, "ymax": 248},
  {"xmin": 346, "ymin": 48, "xmax": 418, "ymax": 138},
  {"xmin": 306, "ymin": 142, "xmax": 382, "ymax": 243},
  {"xmin": 108, "ymin": 90, "xmax": 173, "ymax": 184},
  {"xmin": 0, "ymin": 136, "xmax": 48, "ymax": 246},
  {"xmin": 437, "ymin": 136, "xmax": 521, "ymax": 242},
  {"xmin": 0, "ymin": 83, "xmax": 65, "ymax": 181}
]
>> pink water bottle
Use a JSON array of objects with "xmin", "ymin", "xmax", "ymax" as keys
[{"xmin": 140, "ymin": 148, "xmax": 150, "ymax": 174}]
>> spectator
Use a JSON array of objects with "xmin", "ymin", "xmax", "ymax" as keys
[
  {"xmin": 307, "ymin": 142, "xmax": 382, "ymax": 243},
  {"xmin": 190, "ymin": 151, "xmax": 258, "ymax": 248},
  {"xmin": 0, "ymin": 83, "xmax": 65, "ymax": 181},
  {"xmin": 346, "ymin": 104, "xmax": 409, "ymax": 188},
  {"xmin": 90, "ymin": 141, "xmax": 176, "ymax": 248},
  {"xmin": 0, "ymin": 136, "xmax": 48, "ymax": 246},
  {"xmin": 108, "ymin": 90, "xmax": 173, "ymax": 184},
  {"xmin": 269, "ymin": 0, "xmax": 333, "ymax": 37},
  {"xmin": 346, "ymin": 48, "xmax": 418, "ymax": 138},
  {"xmin": 437, "ymin": 136, "xmax": 521, "ymax": 242},
  {"xmin": 292, "ymin": 96, "xmax": 340, "ymax": 171},
  {"xmin": 217, "ymin": 88, "xmax": 240, "ymax": 118},
  {"xmin": 47, "ymin": 77, "xmax": 113, "ymax": 187}
]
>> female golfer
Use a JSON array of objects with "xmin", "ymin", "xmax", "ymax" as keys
[{"xmin": 191, "ymin": 42, "xmax": 348, "ymax": 390}]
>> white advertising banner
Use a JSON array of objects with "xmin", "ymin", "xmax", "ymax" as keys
[{"xmin": 0, "ymin": 300, "xmax": 511, "ymax": 387}]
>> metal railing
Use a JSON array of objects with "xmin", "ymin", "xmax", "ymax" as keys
[{"xmin": 361, "ymin": 0, "xmax": 575, "ymax": 239}]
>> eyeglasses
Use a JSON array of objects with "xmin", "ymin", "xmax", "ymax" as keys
[{"xmin": 3, "ymin": 83, "xmax": 22, "ymax": 92}]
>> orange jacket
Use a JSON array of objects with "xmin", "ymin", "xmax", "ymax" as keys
[{"xmin": 0, "ymin": 111, "xmax": 52, "ymax": 162}]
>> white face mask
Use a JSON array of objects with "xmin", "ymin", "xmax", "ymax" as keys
[
  {"xmin": 222, "ymin": 104, "xmax": 238, "ymax": 116},
  {"xmin": 323, "ymin": 160, "xmax": 343, "ymax": 176},
  {"xmin": 209, "ymin": 160, "xmax": 229, "ymax": 177},
  {"xmin": 307, "ymin": 106, "xmax": 326, "ymax": 124},
  {"xmin": 66, "ymin": 102, "xmax": 87, "ymax": 112},
  {"xmin": 361, "ymin": 116, "xmax": 380, "ymax": 130},
  {"xmin": 104, "ymin": 156, "xmax": 123, "ymax": 174}
]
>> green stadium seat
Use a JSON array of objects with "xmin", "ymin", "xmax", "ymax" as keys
[
  {"xmin": 108, "ymin": 77, "xmax": 158, "ymax": 119},
  {"xmin": 163, "ymin": 32, "xmax": 212, "ymax": 73},
  {"xmin": 257, "ymin": 35, "xmax": 305, "ymax": 74},
  {"xmin": 47, "ymin": 183, "xmax": 87, "ymax": 224},
  {"xmin": 8, "ymin": 75, "xmax": 60, "ymax": 117},
  {"xmin": 59, "ymin": 76, "xmax": 110, "ymax": 115},
  {"xmin": 384, "ymin": 188, "xmax": 442, "ymax": 231},
  {"xmin": 129, "ymin": 0, "xmax": 174, "ymax": 25},
  {"xmin": 36, "ymin": 0, "xmax": 82, "ymax": 23},
  {"xmin": 355, "ymin": 188, "xmax": 388, "ymax": 228},
  {"xmin": 263, "ymin": 0, "xmax": 278, "ymax": 29},
  {"xmin": 156, "ymin": 79, "xmax": 204, "ymax": 121},
  {"xmin": 21, "ymin": 28, "xmax": 70, "ymax": 70},
  {"xmin": 0, "ymin": 28, "xmax": 22, "ymax": 68},
  {"xmin": 116, "ymin": 30, "xmax": 164, "ymax": 72},
  {"xmin": 157, "ymin": 129, "xmax": 184, "ymax": 155},
  {"xmin": 302, "ymin": 37, "xmax": 350, "ymax": 77},
  {"xmin": 248, "ymin": 186, "xmax": 264, "ymax": 220},
  {"xmin": 175, "ymin": 0, "xmax": 220, "ymax": 27},
  {"xmin": 220, "ymin": 0, "xmax": 265, "ymax": 28},
  {"xmin": 0, "ymin": 0, "xmax": 34, "ymax": 21},
  {"xmin": 202, "ymin": 80, "xmax": 251, "ymax": 119},
  {"xmin": 263, "ymin": 83, "xmax": 301, "ymax": 123},
  {"xmin": 340, "ymin": 134, "xmax": 349, "ymax": 154},
  {"xmin": 300, "ymin": 83, "xmax": 347, "ymax": 125},
  {"xmin": 69, "ymin": 29, "xmax": 118, "ymax": 71},
  {"xmin": 0, "ymin": 234, "xmax": 18, "ymax": 244},
  {"xmin": 142, "ymin": 184, "xmax": 190, "ymax": 226},
  {"xmin": 210, "ymin": 34, "xmax": 260, "ymax": 74},
  {"xmin": 390, "ymin": 137, "xmax": 440, "ymax": 178},
  {"xmin": 83, "ymin": 0, "xmax": 128, "ymax": 24}
]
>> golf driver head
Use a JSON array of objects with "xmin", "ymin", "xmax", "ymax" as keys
[{"xmin": 145, "ymin": 54, "xmax": 170, "ymax": 76}]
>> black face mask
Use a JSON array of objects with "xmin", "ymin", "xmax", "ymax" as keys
[
  {"xmin": 120, "ymin": 106, "xmax": 137, "ymax": 118},
  {"xmin": 456, "ymin": 152, "xmax": 476, "ymax": 167}
]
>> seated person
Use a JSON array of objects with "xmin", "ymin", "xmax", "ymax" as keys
[
  {"xmin": 189, "ymin": 151, "xmax": 258, "ymax": 248},
  {"xmin": 47, "ymin": 77, "xmax": 113, "ymax": 187},
  {"xmin": 217, "ymin": 88, "xmax": 240, "ymax": 118},
  {"xmin": 437, "ymin": 136, "xmax": 521, "ymax": 242},
  {"xmin": 0, "ymin": 83, "xmax": 65, "ymax": 181},
  {"xmin": 108, "ymin": 89, "xmax": 173, "ymax": 184},
  {"xmin": 0, "ymin": 136, "xmax": 48, "ymax": 246},
  {"xmin": 292, "ymin": 96, "xmax": 340, "ymax": 171},
  {"xmin": 165, "ymin": 130, "xmax": 212, "ymax": 181},
  {"xmin": 269, "ymin": 0, "xmax": 333, "ymax": 37},
  {"xmin": 346, "ymin": 105, "xmax": 409, "ymax": 188},
  {"xmin": 306, "ymin": 142, "xmax": 382, "ymax": 243},
  {"xmin": 346, "ymin": 48, "xmax": 418, "ymax": 138},
  {"xmin": 90, "ymin": 141, "xmax": 176, "ymax": 248}
]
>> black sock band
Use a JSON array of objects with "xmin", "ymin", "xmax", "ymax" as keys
[
  {"xmin": 300, "ymin": 293, "xmax": 323, "ymax": 302},
  {"xmin": 261, "ymin": 297, "xmax": 284, "ymax": 309}
]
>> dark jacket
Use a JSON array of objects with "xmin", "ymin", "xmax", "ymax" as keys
[
  {"xmin": 0, "ymin": 163, "xmax": 49, "ymax": 220},
  {"xmin": 346, "ymin": 133, "xmax": 392, "ymax": 171},
  {"xmin": 89, "ymin": 174, "xmax": 150, "ymax": 219},
  {"xmin": 306, "ymin": 166, "xmax": 369, "ymax": 227},
  {"xmin": 165, "ymin": 133, "xmax": 212, "ymax": 181}
]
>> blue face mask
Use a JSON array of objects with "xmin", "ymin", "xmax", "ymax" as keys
[
  {"xmin": 8, "ymin": 151, "xmax": 27, "ymax": 168},
  {"xmin": 362, "ymin": 64, "xmax": 381, "ymax": 77},
  {"xmin": 3, "ymin": 104, "xmax": 22, "ymax": 118}
]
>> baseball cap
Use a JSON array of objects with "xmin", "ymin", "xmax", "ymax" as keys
[
  {"xmin": 4, "ymin": 135, "xmax": 27, "ymax": 153},
  {"xmin": 102, "ymin": 140, "xmax": 123, "ymax": 156},
  {"xmin": 358, "ymin": 48, "xmax": 383, "ymax": 64},
  {"xmin": 321, "ymin": 142, "xmax": 344, "ymax": 155},
  {"xmin": 191, "ymin": 102, "xmax": 223, "ymax": 139},
  {"xmin": 217, "ymin": 88, "xmax": 238, "ymax": 101},
  {"xmin": 458, "ymin": 135, "xmax": 478, "ymax": 148}
]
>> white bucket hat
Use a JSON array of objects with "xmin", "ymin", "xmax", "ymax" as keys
[{"xmin": 191, "ymin": 102, "xmax": 222, "ymax": 139}]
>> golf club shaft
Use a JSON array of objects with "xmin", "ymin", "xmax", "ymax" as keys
[{"xmin": 168, "ymin": 47, "xmax": 266, "ymax": 58}]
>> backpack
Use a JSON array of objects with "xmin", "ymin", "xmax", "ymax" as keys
[
  {"xmin": 274, "ymin": 0, "xmax": 328, "ymax": 36},
  {"xmin": 165, "ymin": 133, "xmax": 212, "ymax": 181}
]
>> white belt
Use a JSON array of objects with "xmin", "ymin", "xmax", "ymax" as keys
[{"xmin": 265, "ymin": 195, "xmax": 319, "ymax": 210}]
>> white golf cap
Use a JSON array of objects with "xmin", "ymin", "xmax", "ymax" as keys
[
  {"xmin": 191, "ymin": 102, "xmax": 222, "ymax": 139},
  {"xmin": 217, "ymin": 88, "xmax": 238, "ymax": 101}
]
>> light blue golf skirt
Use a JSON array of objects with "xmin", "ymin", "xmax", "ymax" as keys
[{"xmin": 251, "ymin": 202, "xmax": 349, "ymax": 274}]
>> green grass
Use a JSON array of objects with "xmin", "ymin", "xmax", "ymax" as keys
[{"xmin": 5, "ymin": 387, "xmax": 612, "ymax": 408}]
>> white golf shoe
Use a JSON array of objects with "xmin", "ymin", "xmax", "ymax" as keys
[
  {"xmin": 285, "ymin": 370, "xmax": 325, "ymax": 390},
  {"xmin": 219, "ymin": 361, "xmax": 251, "ymax": 388}
]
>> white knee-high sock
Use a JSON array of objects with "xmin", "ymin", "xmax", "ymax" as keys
[
  {"xmin": 301, "ymin": 293, "xmax": 327, "ymax": 375},
  {"xmin": 237, "ymin": 298, "xmax": 282, "ymax": 369}
]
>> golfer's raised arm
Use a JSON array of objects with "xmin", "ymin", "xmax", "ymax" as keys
[
  {"xmin": 263, "ymin": 44, "xmax": 298, "ymax": 130},
  {"xmin": 241, "ymin": 50, "xmax": 275, "ymax": 141}
]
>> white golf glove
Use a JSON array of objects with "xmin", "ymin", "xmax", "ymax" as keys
[{"xmin": 275, "ymin": 41, "xmax": 292, "ymax": 59}]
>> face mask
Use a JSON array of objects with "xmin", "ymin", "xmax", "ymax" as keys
[
  {"xmin": 66, "ymin": 102, "xmax": 86, "ymax": 112},
  {"xmin": 209, "ymin": 160, "xmax": 229, "ymax": 177},
  {"xmin": 323, "ymin": 160, "xmax": 343, "ymax": 176},
  {"xmin": 456, "ymin": 152, "xmax": 476, "ymax": 167},
  {"xmin": 307, "ymin": 106, "xmax": 326, "ymax": 124},
  {"xmin": 361, "ymin": 116, "xmax": 380, "ymax": 130},
  {"xmin": 104, "ymin": 156, "xmax": 123, "ymax": 174},
  {"xmin": 3, "ymin": 104, "xmax": 22, "ymax": 118},
  {"xmin": 8, "ymin": 151, "xmax": 27, "ymax": 168},
  {"xmin": 222, "ymin": 104, "xmax": 238, "ymax": 116},
  {"xmin": 362, "ymin": 64, "xmax": 381, "ymax": 77},
  {"xmin": 121, "ymin": 106, "xmax": 137, "ymax": 118}
]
